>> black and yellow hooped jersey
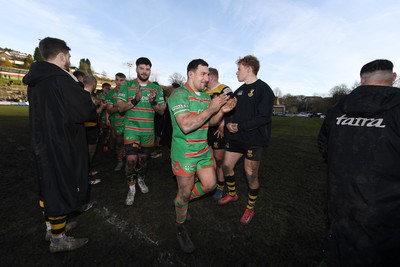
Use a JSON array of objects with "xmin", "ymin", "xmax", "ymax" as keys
[{"xmin": 204, "ymin": 84, "xmax": 233, "ymax": 97}]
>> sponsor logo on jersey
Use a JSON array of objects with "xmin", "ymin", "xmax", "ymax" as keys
[
  {"xmin": 335, "ymin": 114, "xmax": 386, "ymax": 128},
  {"xmin": 172, "ymin": 104, "xmax": 188, "ymax": 111}
]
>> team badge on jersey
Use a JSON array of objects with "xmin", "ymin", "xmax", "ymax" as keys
[{"xmin": 248, "ymin": 89, "xmax": 254, "ymax": 97}]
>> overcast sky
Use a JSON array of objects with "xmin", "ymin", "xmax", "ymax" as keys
[{"xmin": 2, "ymin": 0, "xmax": 399, "ymax": 96}]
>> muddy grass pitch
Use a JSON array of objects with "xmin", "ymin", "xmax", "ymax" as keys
[{"xmin": 0, "ymin": 107, "xmax": 327, "ymax": 266}]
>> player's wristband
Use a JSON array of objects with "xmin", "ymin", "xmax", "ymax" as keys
[{"xmin": 131, "ymin": 99, "xmax": 139, "ymax": 106}]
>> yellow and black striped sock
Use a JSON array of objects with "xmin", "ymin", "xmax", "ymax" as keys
[
  {"xmin": 246, "ymin": 188, "xmax": 260, "ymax": 210},
  {"xmin": 225, "ymin": 175, "xmax": 236, "ymax": 196},
  {"xmin": 216, "ymin": 181, "xmax": 224, "ymax": 191},
  {"xmin": 39, "ymin": 199, "xmax": 51, "ymax": 230},
  {"xmin": 48, "ymin": 215, "xmax": 67, "ymax": 237},
  {"xmin": 174, "ymin": 199, "xmax": 188, "ymax": 224}
]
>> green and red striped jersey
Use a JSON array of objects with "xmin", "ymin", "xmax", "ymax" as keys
[
  {"xmin": 117, "ymin": 79, "xmax": 164, "ymax": 135},
  {"xmin": 169, "ymin": 83, "xmax": 211, "ymax": 161}
]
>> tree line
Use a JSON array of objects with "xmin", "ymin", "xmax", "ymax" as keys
[
  {"xmin": 280, "ymin": 75, "xmax": 400, "ymax": 114},
  {"xmin": 3, "ymin": 46, "xmax": 400, "ymax": 114}
]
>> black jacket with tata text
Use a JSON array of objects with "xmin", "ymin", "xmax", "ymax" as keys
[
  {"xmin": 225, "ymin": 79, "xmax": 275, "ymax": 146},
  {"xmin": 318, "ymin": 85, "xmax": 400, "ymax": 266},
  {"xmin": 23, "ymin": 61, "xmax": 96, "ymax": 216}
]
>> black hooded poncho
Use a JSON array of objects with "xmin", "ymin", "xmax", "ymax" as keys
[
  {"xmin": 23, "ymin": 61, "xmax": 96, "ymax": 216},
  {"xmin": 318, "ymin": 85, "xmax": 400, "ymax": 266}
]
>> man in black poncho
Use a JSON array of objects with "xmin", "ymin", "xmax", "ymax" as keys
[
  {"xmin": 318, "ymin": 59, "xmax": 400, "ymax": 266},
  {"xmin": 23, "ymin": 37, "xmax": 96, "ymax": 253}
]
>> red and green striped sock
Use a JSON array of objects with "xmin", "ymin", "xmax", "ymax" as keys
[
  {"xmin": 190, "ymin": 181, "xmax": 205, "ymax": 200},
  {"xmin": 116, "ymin": 144, "xmax": 124, "ymax": 162},
  {"xmin": 174, "ymin": 199, "xmax": 188, "ymax": 224}
]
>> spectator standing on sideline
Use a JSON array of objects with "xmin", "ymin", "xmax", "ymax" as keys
[
  {"xmin": 168, "ymin": 59, "xmax": 236, "ymax": 253},
  {"xmin": 204, "ymin": 67, "xmax": 233, "ymax": 200},
  {"xmin": 23, "ymin": 37, "xmax": 96, "ymax": 253},
  {"xmin": 106, "ymin": 73, "xmax": 127, "ymax": 171},
  {"xmin": 218, "ymin": 55, "xmax": 275, "ymax": 226},
  {"xmin": 318, "ymin": 59, "xmax": 400, "ymax": 266},
  {"xmin": 82, "ymin": 75, "xmax": 102, "ymax": 185},
  {"xmin": 116, "ymin": 57, "xmax": 165, "ymax": 206},
  {"xmin": 97, "ymin": 82, "xmax": 111, "ymax": 152}
]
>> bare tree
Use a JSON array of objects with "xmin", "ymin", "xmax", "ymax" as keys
[
  {"xmin": 169, "ymin": 72, "xmax": 186, "ymax": 85},
  {"xmin": 330, "ymin": 84, "xmax": 351, "ymax": 105},
  {"xmin": 281, "ymin": 94, "xmax": 303, "ymax": 114},
  {"xmin": 351, "ymin": 80, "xmax": 360, "ymax": 90}
]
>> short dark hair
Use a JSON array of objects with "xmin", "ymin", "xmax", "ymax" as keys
[
  {"xmin": 82, "ymin": 75, "xmax": 97, "ymax": 86},
  {"xmin": 39, "ymin": 37, "xmax": 71, "ymax": 61},
  {"xmin": 115, "ymin": 72, "xmax": 126, "ymax": 79},
  {"xmin": 360, "ymin": 59, "xmax": 393, "ymax": 75},
  {"xmin": 136, "ymin": 57, "xmax": 152, "ymax": 67},
  {"xmin": 236, "ymin": 55, "xmax": 260, "ymax": 75},
  {"xmin": 102, "ymin": 82, "xmax": 111, "ymax": 88},
  {"xmin": 171, "ymin": 82, "xmax": 180, "ymax": 89},
  {"xmin": 73, "ymin": 70, "xmax": 86, "ymax": 79},
  {"xmin": 187, "ymin": 59, "xmax": 208, "ymax": 75}
]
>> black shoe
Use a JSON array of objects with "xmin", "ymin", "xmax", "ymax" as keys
[{"xmin": 177, "ymin": 223, "xmax": 195, "ymax": 253}]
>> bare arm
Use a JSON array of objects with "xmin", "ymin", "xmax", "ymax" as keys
[
  {"xmin": 116, "ymin": 100, "xmax": 134, "ymax": 113},
  {"xmin": 175, "ymin": 94, "xmax": 232, "ymax": 134},
  {"xmin": 96, "ymin": 101, "xmax": 107, "ymax": 115},
  {"xmin": 106, "ymin": 110, "xmax": 110, "ymax": 126},
  {"xmin": 215, "ymin": 119, "xmax": 225, "ymax": 138},
  {"xmin": 209, "ymin": 97, "xmax": 236, "ymax": 126},
  {"xmin": 106, "ymin": 104, "xmax": 119, "ymax": 115},
  {"xmin": 149, "ymin": 90, "xmax": 166, "ymax": 115},
  {"xmin": 175, "ymin": 105, "xmax": 218, "ymax": 134},
  {"xmin": 116, "ymin": 86, "xmax": 142, "ymax": 113},
  {"xmin": 152, "ymin": 103, "xmax": 166, "ymax": 115}
]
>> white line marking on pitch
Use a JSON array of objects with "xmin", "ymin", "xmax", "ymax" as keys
[
  {"xmin": 93, "ymin": 205, "xmax": 187, "ymax": 266},
  {"xmin": 94, "ymin": 206, "xmax": 159, "ymax": 245}
]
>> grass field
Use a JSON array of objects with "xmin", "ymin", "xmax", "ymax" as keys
[{"xmin": 0, "ymin": 106, "xmax": 327, "ymax": 266}]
